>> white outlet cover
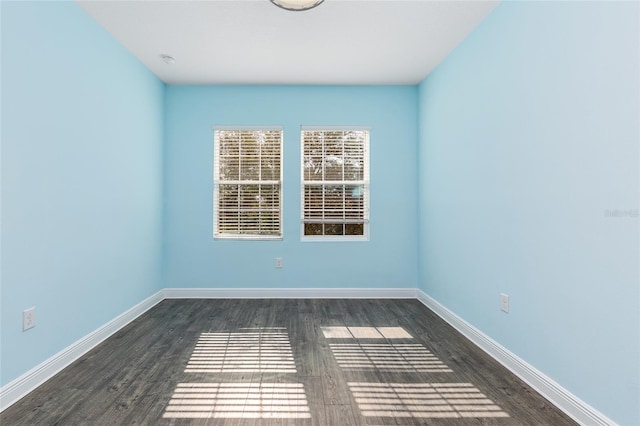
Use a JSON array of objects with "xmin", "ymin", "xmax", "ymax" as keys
[
  {"xmin": 23, "ymin": 307, "xmax": 36, "ymax": 331},
  {"xmin": 500, "ymin": 294, "xmax": 509, "ymax": 313}
]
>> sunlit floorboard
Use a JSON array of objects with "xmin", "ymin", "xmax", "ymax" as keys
[{"xmin": 0, "ymin": 299, "xmax": 577, "ymax": 425}]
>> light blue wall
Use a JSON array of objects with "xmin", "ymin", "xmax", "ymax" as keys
[
  {"xmin": 1, "ymin": 2, "xmax": 164, "ymax": 386},
  {"xmin": 3, "ymin": 1, "xmax": 636, "ymax": 423},
  {"xmin": 417, "ymin": 2, "xmax": 639, "ymax": 424},
  {"xmin": 164, "ymin": 86, "xmax": 418, "ymax": 289}
]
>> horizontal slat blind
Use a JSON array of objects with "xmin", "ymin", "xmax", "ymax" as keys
[
  {"xmin": 214, "ymin": 129, "xmax": 282, "ymax": 239},
  {"xmin": 301, "ymin": 129, "xmax": 369, "ymax": 237}
]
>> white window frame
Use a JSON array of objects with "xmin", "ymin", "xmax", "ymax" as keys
[
  {"xmin": 300, "ymin": 126, "xmax": 370, "ymax": 241},
  {"xmin": 213, "ymin": 126, "xmax": 283, "ymax": 240}
]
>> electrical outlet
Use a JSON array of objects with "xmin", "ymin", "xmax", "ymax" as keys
[
  {"xmin": 275, "ymin": 257, "xmax": 283, "ymax": 268},
  {"xmin": 500, "ymin": 294, "xmax": 509, "ymax": 313},
  {"xmin": 23, "ymin": 307, "xmax": 35, "ymax": 331}
]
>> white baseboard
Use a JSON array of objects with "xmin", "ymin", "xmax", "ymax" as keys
[
  {"xmin": 163, "ymin": 287, "xmax": 417, "ymax": 299},
  {"xmin": 415, "ymin": 289, "xmax": 614, "ymax": 426},
  {"xmin": 0, "ymin": 290, "xmax": 165, "ymax": 412}
]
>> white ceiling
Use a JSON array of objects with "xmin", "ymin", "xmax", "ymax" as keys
[{"xmin": 77, "ymin": 0, "xmax": 499, "ymax": 85}]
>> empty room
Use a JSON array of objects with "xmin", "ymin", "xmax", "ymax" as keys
[{"xmin": 1, "ymin": 0, "xmax": 638, "ymax": 425}]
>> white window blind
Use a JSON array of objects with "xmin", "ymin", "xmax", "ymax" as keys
[
  {"xmin": 301, "ymin": 128, "xmax": 369, "ymax": 239},
  {"xmin": 214, "ymin": 128, "xmax": 282, "ymax": 239}
]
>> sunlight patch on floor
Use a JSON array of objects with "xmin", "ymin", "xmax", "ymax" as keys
[
  {"xmin": 163, "ymin": 383, "xmax": 311, "ymax": 419},
  {"xmin": 185, "ymin": 327, "xmax": 296, "ymax": 373},
  {"xmin": 329, "ymin": 342, "xmax": 453, "ymax": 372},
  {"xmin": 348, "ymin": 382, "xmax": 509, "ymax": 419},
  {"xmin": 322, "ymin": 326, "xmax": 413, "ymax": 339}
]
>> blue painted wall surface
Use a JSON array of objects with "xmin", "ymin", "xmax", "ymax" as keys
[
  {"xmin": 417, "ymin": 2, "xmax": 639, "ymax": 424},
  {"xmin": 164, "ymin": 86, "xmax": 418, "ymax": 289},
  {"xmin": 1, "ymin": 2, "xmax": 164, "ymax": 386}
]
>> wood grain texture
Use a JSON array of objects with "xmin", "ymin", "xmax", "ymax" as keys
[{"xmin": 1, "ymin": 299, "xmax": 577, "ymax": 425}]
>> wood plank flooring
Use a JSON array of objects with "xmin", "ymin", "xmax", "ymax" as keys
[{"xmin": 1, "ymin": 299, "xmax": 577, "ymax": 425}]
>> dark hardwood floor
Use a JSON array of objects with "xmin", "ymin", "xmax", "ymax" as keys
[{"xmin": 1, "ymin": 299, "xmax": 577, "ymax": 425}]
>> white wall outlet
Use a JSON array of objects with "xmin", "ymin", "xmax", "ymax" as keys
[
  {"xmin": 23, "ymin": 307, "xmax": 36, "ymax": 331},
  {"xmin": 500, "ymin": 293, "xmax": 509, "ymax": 313},
  {"xmin": 275, "ymin": 257, "xmax": 283, "ymax": 268}
]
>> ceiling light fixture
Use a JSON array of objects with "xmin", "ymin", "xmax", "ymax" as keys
[
  {"xmin": 270, "ymin": 0, "xmax": 324, "ymax": 12},
  {"xmin": 160, "ymin": 54, "xmax": 175, "ymax": 65}
]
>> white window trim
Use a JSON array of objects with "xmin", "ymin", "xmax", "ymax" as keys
[
  {"xmin": 300, "ymin": 126, "xmax": 370, "ymax": 242},
  {"xmin": 213, "ymin": 126, "xmax": 284, "ymax": 240}
]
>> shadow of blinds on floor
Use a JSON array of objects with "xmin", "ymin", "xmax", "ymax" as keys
[
  {"xmin": 349, "ymin": 382, "xmax": 509, "ymax": 419},
  {"xmin": 163, "ymin": 383, "xmax": 311, "ymax": 419},
  {"xmin": 185, "ymin": 328, "xmax": 296, "ymax": 373}
]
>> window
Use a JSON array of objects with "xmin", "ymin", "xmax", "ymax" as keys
[
  {"xmin": 301, "ymin": 127, "xmax": 369, "ymax": 240},
  {"xmin": 214, "ymin": 128, "xmax": 282, "ymax": 239}
]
